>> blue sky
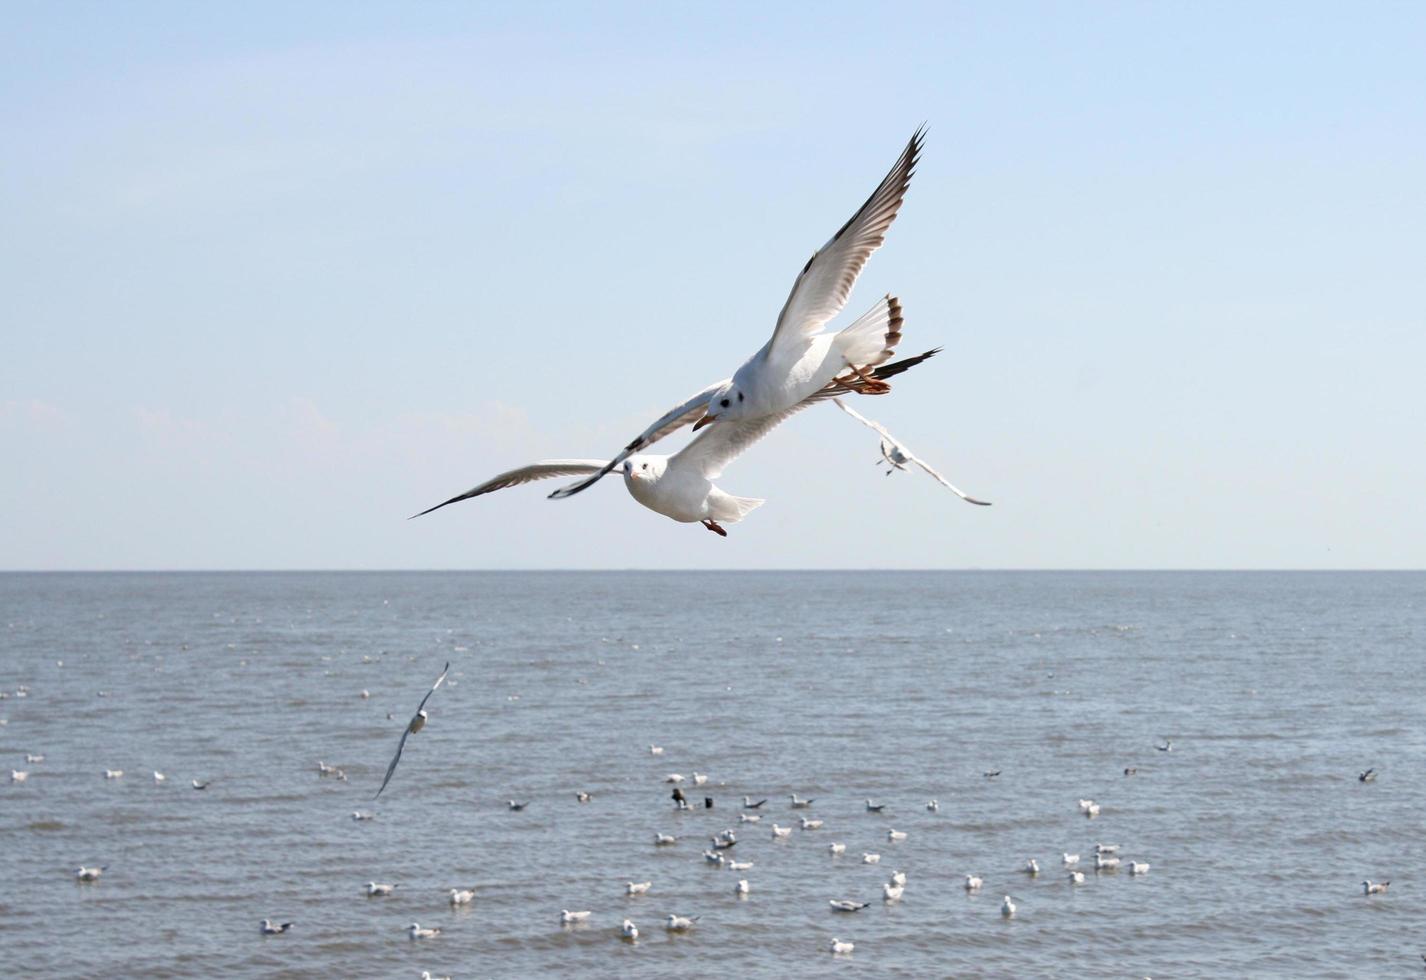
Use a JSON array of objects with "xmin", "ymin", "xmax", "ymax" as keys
[{"xmin": 3, "ymin": 2, "xmax": 1423, "ymax": 569}]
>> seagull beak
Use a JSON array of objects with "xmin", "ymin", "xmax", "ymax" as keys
[{"xmin": 692, "ymin": 413, "xmax": 717, "ymax": 431}]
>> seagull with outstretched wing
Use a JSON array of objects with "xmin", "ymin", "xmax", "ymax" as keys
[
  {"xmin": 374, "ymin": 661, "xmax": 450, "ymax": 798},
  {"xmin": 832, "ymin": 398, "xmax": 991, "ymax": 505},
  {"xmin": 546, "ymin": 128, "xmax": 926, "ymax": 501}
]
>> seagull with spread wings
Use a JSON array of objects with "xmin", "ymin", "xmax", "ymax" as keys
[
  {"xmin": 414, "ymin": 349, "xmax": 938, "ymax": 535},
  {"xmin": 374, "ymin": 661, "xmax": 450, "ymax": 798},
  {"xmin": 546, "ymin": 127, "xmax": 926, "ymax": 501},
  {"xmin": 832, "ymin": 398, "xmax": 991, "ymax": 505}
]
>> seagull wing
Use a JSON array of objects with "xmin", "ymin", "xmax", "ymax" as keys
[
  {"xmin": 374, "ymin": 661, "xmax": 450, "ymax": 799},
  {"xmin": 546, "ymin": 379, "xmax": 732, "ymax": 500},
  {"xmin": 766, "ymin": 128, "xmax": 923, "ymax": 360},
  {"xmin": 412, "ymin": 462, "xmax": 609, "ymax": 518},
  {"xmin": 832, "ymin": 398, "xmax": 991, "ymax": 505}
]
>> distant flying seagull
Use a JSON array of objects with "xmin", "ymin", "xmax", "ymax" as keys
[
  {"xmin": 832, "ymin": 398, "xmax": 991, "ymax": 505},
  {"xmin": 412, "ymin": 348, "xmax": 939, "ymax": 536},
  {"xmin": 546, "ymin": 129, "xmax": 927, "ymax": 502},
  {"xmin": 374, "ymin": 661, "xmax": 450, "ymax": 798},
  {"xmin": 261, "ymin": 919, "xmax": 293, "ymax": 935}
]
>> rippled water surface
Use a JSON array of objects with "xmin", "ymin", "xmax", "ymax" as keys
[{"xmin": 2, "ymin": 571, "xmax": 1423, "ymax": 978}]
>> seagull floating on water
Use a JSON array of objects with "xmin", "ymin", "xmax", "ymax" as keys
[
  {"xmin": 771, "ymin": 824, "xmax": 792, "ymax": 839},
  {"xmin": 1359, "ymin": 768, "xmax": 1377, "ymax": 783},
  {"xmin": 1096, "ymin": 854, "xmax": 1121, "ymax": 871},
  {"xmin": 1063, "ymin": 853, "xmax": 1080, "ymax": 866},
  {"xmin": 1024, "ymin": 859, "xmax": 1040, "ymax": 875},
  {"xmin": 744, "ymin": 796, "xmax": 767, "ymax": 809},
  {"xmin": 1001, "ymin": 895, "xmax": 1017, "ymax": 918},
  {"xmin": 964, "ymin": 875, "xmax": 983, "ymax": 891},
  {"xmin": 366, "ymin": 882, "xmax": 396, "ymax": 896},
  {"xmin": 882, "ymin": 882, "xmax": 904, "ymax": 901},
  {"xmin": 1129, "ymin": 862, "xmax": 1151, "ymax": 875},
  {"xmin": 626, "ymin": 881, "xmax": 652, "ymax": 896},
  {"xmin": 833, "ymin": 398, "xmax": 991, "ymax": 504},
  {"xmin": 449, "ymin": 888, "xmax": 474, "ymax": 906},
  {"xmin": 926, "ymin": 799, "xmax": 939, "ymax": 812},
  {"xmin": 800, "ymin": 817, "xmax": 824, "ymax": 830},
  {"xmin": 621, "ymin": 919, "xmax": 639, "ymax": 940},
  {"xmin": 649, "ymin": 745, "xmax": 663, "ymax": 755},
  {"xmin": 665, "ymin": 774, "xmax": 686, "ymax": 783},
  {"xmin": 727, "ymin": 859, "xmax": 753, "ymax": 871},
  {"xmin": 887, "ymin": 829, "xmax": 907, "ymax": 842},
  {"xmin": 26, "ymin": 754, "xmax": 44, "ymax": 764},
  {"xmin": 830, "ymin": 937, "xmax": 855, "ymax": 955},
  {"xmin": 692, "ymin": 772, "xmax": 709, "ymax": 786},
  {"xmin": 560, "ymin": 909, "xmax": 591, "ymax": 925},
  {"xmin": 1363, "ymin": 880, "xmax": 1391, "ymax": 895},
  {"xmin": 983, "ymin": 769, "xmax": 1001, "ymax": 778},
  {"xmin": 261, "ymin": 919, "xmax": 293, "ymax": 935},
  {"xmin": 828, "ymin": 842, "xmax": 846, "ymax": 856},
  {"xmin": 1068, "ymin": 870, "xmax": 1086, "ymax": 885},
  {"xmin": 10, "ymin": 770, "xmax": 27, "ymax": 783},
  {"xmin": 408, "ymin": 923, "xmax": 441, "ymax": 940},
  {"xmin": 1157, "ymin": 739, "xmax": 1173, "ymax": 752},
  {"xmin": 863, "ymin": 853, "xmax": 881, "ymax": 864},
  {"xmin": 735, "ymin": 879, "xmax": 750, "ymax": 896},
  {"xmin": 152, "ymin": 771, "xmax": 166, "ymax": 783},
  {"xmin": 654, "ymin": 833, "xmax": 677, "ymax": 846},
  {"xmin": 830, "ymin": 900, "xmax": 869, "ymax": 912},
  {"xmin": 664, "ymin": 914, "xmax": 699, "ymax": 931},
  {"xmin": 75, "ymin": 866, "xmax": 106, "ymax": 881},
  {"xmin": 576, "ymin": 792, "xmax": 591, "ymax": 803},
  {"xmin": 739, "ymin": 813, "xmax": 761, "ymax": 823},
  {"xmin": 351, "ymin": 811, "xmax": 374, "ymax": 821},
  {"xmin": 104, "ymin": 769, "xmax": 123, "ymax": 779},
  {"xmin": 508, "ymin": 800, "xmax": 529, "ymax": 811},
  {"xmin": 865, "ymin": 799, "xmax": 886, "ymax": 812},
  {"xmin": 374, "ymin": 661, "xmax": 449, "ymax": 798},
  {"xmin": 191, "ymin": 779, "xmax": 209, "ymax": 790},
  {"xmin": 889, "ymin": 870, "xmax": 907, "ymax": 886},
  {"xmin": 703, "ymin": 850, "xmax": 724, "ymax": 865},
  {"xmin": 790, "ymin": 794, "xmax": 815, "ymax": 808},
  {"xmin": 1096, "ymin": 843, "xmax": 1119, "ymax": 854}
]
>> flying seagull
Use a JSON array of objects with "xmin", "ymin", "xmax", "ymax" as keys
[
  {"xmin": 412, "ymin": 347, "xmax": 939, "ymax": 535},
  {"xmin": 547, "ymin": 128, "xmax": 927, "ymax": 501},
  {"xmin": 833, "ymin": 399, "xmax": 990, "ymax": 504},
  {"xmin": 374, "ymin": 661, "xmax": 450, "ymax": 798}
]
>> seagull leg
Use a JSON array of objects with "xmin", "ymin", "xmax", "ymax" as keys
[
  {"xmin": 843, "ymin": 361, "xmax": 892, "ymax": 394},
  {"xmin": 701, "ymin": 520, "xmax": 728, "ymax": 537}
]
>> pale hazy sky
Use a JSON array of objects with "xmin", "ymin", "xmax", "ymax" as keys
[{"xmin": 3, "ymin": 2, "xmax": 1423, "ymax": 570}]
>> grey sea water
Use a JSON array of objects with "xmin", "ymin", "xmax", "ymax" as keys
[{"xmin": 1, "ymin": 571, "xmax": 1422, "ymax": 978}]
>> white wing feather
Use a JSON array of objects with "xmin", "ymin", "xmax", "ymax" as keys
[
  {"xmin": 766, "ymin": 128, "xmax": 923, "ymax": 358},
  {"xmin": 413, "ymin": 461, "xmax": 608, "ymax": 518}
]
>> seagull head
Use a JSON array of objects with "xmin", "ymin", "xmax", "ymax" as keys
[
  {"xmin": 622, "ymin": 456, "xmax": 662, "ymax": 481},
  {"xmin": 694, "ymin": 381, "xmax": 747, "ymax": 429}
]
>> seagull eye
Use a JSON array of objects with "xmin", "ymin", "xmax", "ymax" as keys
[
  {"xmin": 641, "ymin": 463, "xmax": 648, "ymax": 470},
  {"xmin": 737, "ymin": 392, "xmax": 744, "ymax": 402},
  {"xmin": 720, "ymin": 399, "xmax": 730, "ymax": 408}
]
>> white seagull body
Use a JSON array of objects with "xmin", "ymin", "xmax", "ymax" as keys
[
  {"xmin": 800, "ymin": 817, "xmax": 824, "ymax": 830},
  {"xmin": 153, "ymin": 771, "xmax": 166, "ymax": 783},
  {"xmin": 964, "ymin": 875, "xmax": 983, "ymax": 891},
  {"xmin": 561, "ymin": 909, "xmax": 592, "ymax": 924},
  {"xmin": 829, "ymin": 900, "xmax": 869, "ymax": 912},
  {"xmin": 1363, "ymin": 880, "xmax": 1390, "ymax": 895},
  {"xmin": 1001, "ymin": 895, "xmax": 1016, "ymax": 918},
  {"xmin": 10, "ymin": 770, "xmax": 27, "ymax": 783},
  {"xmin": 830, "ymin": 938, "xmax": 855, "ymax": 955},
  {"xmin": 408, "ymin": 923, "xmax": 441, "ymax": 940},
  {"xmin": 790, "ymin": 794, "xmax": 815, "ymax": 808},
  {"xmin": 862, "ymin": 853, "xmax": 881, "ymax": 864},
  {"xmin": 449, "ymin": 888, "xmax": 474, "ymax": 906},
  {"xmin": 889, "ymin": 870, "xmax": 907, "ymax": 886},
  {"xmin": 833, "ymin": 398, "xmax": 991, "ymax": 504},
  {"xmin": 621, "ymin": 919, "xmax": 639, "ymax": 940},
  {"xmin": 261, "ymin": 919, "xmax": 293, "ymax": 935},
  {"xmin": 1063, "ymin": 852, "xmax": 1080, "ymax": 866},
  {"xmin": 625, "ymin": 881, "xmax": 652, "ymax": 896},
  {"xmin": 1068, "ymin": 870, "xmax": 1086, "ymax": 885},
  {"xmin": 654, "ymin": 833, "xmax": 677, "ymax": 846},
  {"xmin": 374, "ymin": 661, "xmax": 450, "ymax": 798},
  {"xmin": 74, "ymin": 866, "xmax": 106, "ymax": 881},
  {"xmin": 887, "ymin": 829, "xmax": 907, "ymax": 842},
  {"xmin": 1129, "ymin": 861, "xmax": 1151, "ymax": 875},
  {"xmin": 926, "ymin": 799, "xmax": 940, "ymax": 812},
  {"xmin": 735, "ymin": 879, "xmax": 750, "ymax": 895},
  {"xmin": 413, "ymin": 346, "xmax": 939, "ymax": 536},
  {"xmin": 828, "ymin": 842, "xmax": 846, "ymax": 856},
  {"xmin": 882, "ymin": 882, "xmax": 904, "ymax": 901},
  {"xmin": 664, "ymin": 914, "xmax": 699, "ymax": 931},
  {"xmin": 104, "ymin": 769, "xmax": 123, "ymax": 779},
  {"xmin": 367, "ymin": 882, "xmax": 396, "ymax": 896},
  {"xmin": 1024, "ymin": 859, "xmax": 1040, "ymax": 875},
  {"xmin": 1095, "ymin": 854, "xmax": 1121, "ymax": 871},
  {"xmin": 727, "ymin": 860, "xmax": 753, "ymax": 871},
  {"xmin": 771, "ymin": 824, "xmax": 792, "ymax": 839},
  {"xmin": 546, "ymin": 129, "xmax": 926, "ymax": 502}
]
